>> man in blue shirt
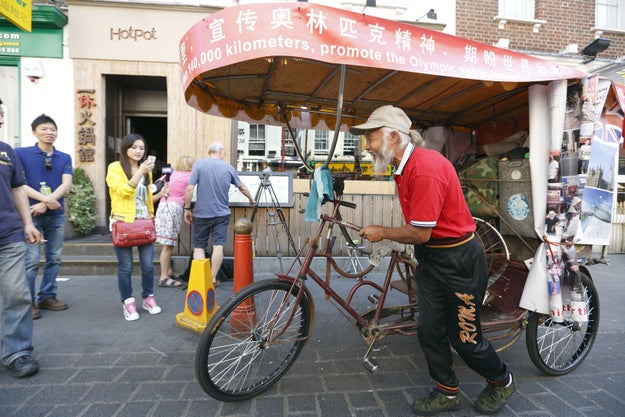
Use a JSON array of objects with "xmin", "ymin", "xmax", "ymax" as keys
[
  {"xmin": 0, "ymin": 98, "xmax": 42, "ymax": 378},
  {"xmin": 183, "ymin": 141, "xmax": 254, "ymax": 286},
  {"xmin": 16, "ymin": 115, "xmax": 73, "ymax": 318}
]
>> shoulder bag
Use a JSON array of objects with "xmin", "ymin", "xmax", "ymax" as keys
[{"xmin": 111, "ymin": 218, "xmax": 156, "ymax": 247}]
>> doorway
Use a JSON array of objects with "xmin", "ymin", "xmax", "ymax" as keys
[
  {"xmin": 104, "ymin": 75, "xmax": 167, "ymax": 221},
  {"xmin": 126, "ymin": 115, "xmax": 168, "ymax": 176}
]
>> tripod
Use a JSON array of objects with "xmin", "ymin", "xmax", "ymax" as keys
[{"xmin": 250, "ymin": 174, "xmax": 298, "ymax": 272}]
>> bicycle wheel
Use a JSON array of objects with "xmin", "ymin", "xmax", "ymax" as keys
[
  {"xmin": 196, "ymin": 279, "xmax": 311, "ymax": 401},
  {"xmin": 473, "ymin": 217, "xmax": 510, "ymax": 267},
  {"xmin": 525, "ymin": 271, "xmax": 600, "ymax": 376}
]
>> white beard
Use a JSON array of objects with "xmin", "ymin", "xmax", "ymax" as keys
[{"xmin": 371, "ymin": 140, "xmax": 394, "ymax": 174}]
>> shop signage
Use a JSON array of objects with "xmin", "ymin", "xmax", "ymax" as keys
[
  {"xmin": 76, "ymin": 89, "xmax": 96, "ymax": 163},
  {"xmin": 0, "ymin": 0, "xmax": 31, "ymax": 32},
  {"xmin": 110, "ymin": 26, "xmax": 157, "ymax": 41},
  {"xmin": 0, "ymin": 26, "xmax": 63, "ymax": 58}
]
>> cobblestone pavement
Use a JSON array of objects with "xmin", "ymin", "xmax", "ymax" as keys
[{"xmin": 1, "ymin": 255, "xmax": 624, "ymax": 417}]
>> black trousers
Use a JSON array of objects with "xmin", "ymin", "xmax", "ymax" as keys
[{"xmin": 415, "ymin": 236, "xmax": 508, "ymax": 388}]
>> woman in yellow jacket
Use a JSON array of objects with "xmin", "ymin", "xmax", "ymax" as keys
[{"xmin": 106, "ymin": 134, "xmax": 167, "ymax": 321}]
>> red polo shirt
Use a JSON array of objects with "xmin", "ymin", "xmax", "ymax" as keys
[{"xmin": 394, "ymin": 144, "xmax": 475, "ymax": 240}]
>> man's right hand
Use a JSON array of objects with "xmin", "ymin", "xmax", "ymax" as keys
[
  {"xmin": 184, "ymin": 209, "xmax": 193, "ymax": 224},
  {"xmin": 25, "ymin": 224, "xmax": 41, "ymax": 244},
  {"xmin": 30, "ymin": 202, "xmax": 48, "ymax": 216}
]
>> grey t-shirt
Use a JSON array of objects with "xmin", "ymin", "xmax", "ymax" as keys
[{"xmin": 189, "ymin": 157, "xmax": 242, "ymax": 218}]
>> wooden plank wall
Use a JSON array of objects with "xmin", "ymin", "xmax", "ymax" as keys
[
  {"xmin": 609, "ymin": 201, "xmax": 625, "ymax": 253},
  {"xmin": 223, "ymin": 192, "xmax": 404, "ymax": 258}
]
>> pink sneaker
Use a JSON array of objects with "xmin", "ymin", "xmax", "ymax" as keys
[
  {"xmin": 142, "ymin": 295, "xmax": 161, "ymax": 315},
  {"xmin": 123, "ymin": 297, "xmax": 139, "ymax": 321}
]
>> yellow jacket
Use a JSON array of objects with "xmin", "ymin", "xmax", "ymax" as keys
[{"xmin": 106, "ymin": 161, "xmax": 154, "ymax": 223}]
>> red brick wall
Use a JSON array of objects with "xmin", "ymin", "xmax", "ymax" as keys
[{"xmin": 456, "ymin": 0, "xmax": 624, "ymax": 60}]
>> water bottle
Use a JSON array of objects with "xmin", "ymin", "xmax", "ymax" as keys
[{"xmin": 39, "ymin": 181, "xmax": 52, "ymax": 196}]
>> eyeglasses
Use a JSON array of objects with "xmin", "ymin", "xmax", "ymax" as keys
[
  {"xmin": 45, "ymin": 155, "xmax": 52, "ymax": 170},
  {"xmin": 364, "ymin": 133, "xmax": 384, "ymax": 144}
]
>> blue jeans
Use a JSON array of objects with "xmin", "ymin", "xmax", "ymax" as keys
[
  {"xmin": 0, "ymin": 242, "xmax": 34, "ymax": 365},
  {"xmin": 114, "ymin": 243, "xmax": 155, "ymax": 303},
  {"xmin": 25, "ymin": 214, "xmax": 66, "ymax": 304}
]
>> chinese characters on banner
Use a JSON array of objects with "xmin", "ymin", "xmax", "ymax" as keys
[
  {"xmin": 76, "ymin": 89, "xmax": 96, "ymax": 163},
  {"xmin": 179, "ymin": 3, "xmax": 572, "ymax": 88},
  {"xmin": 178, "ymin": 3, "xmax": 584, "ymax": 126}
]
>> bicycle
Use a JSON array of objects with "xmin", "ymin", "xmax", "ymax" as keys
[{"xmin": 195, "ymin": 198, "xmax": 600, "ymax": 402}]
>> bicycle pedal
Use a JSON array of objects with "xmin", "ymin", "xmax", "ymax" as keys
[
  {"xmin": 363, "ymin": 356, "xmax": 379, "ymax": 373},
  {"xmin": 368, "ymin": 294, "xmax": 380, "ymax": 303}
]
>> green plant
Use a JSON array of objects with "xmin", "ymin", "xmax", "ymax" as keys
[{"xmin": 67, "ymin": 167, "xmax": 96, "ymax": 235}]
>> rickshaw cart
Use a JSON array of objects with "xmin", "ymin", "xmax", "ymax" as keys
[{"xmin": 178, "ymin": 2, "xmax": 621, "ymax": 400}]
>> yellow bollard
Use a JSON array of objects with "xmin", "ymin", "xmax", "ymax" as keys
[{"xmin": 175, "ymin": 258, "xmax": 218, "ymax": 334}]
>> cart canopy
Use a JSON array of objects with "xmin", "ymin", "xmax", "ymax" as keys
[{"xmin": 179, "ymin": 2, "xmax": 587, "ymax": 131}]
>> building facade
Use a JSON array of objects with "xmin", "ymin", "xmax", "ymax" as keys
[
  {"xmin": 4, "ymin": 0, "xmax": 623, "ymax": 250},
  {"xmin": 456, "ymin": 0, "xmax": 625, "ymax": 245}
]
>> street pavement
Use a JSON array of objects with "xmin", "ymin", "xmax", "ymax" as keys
[{"xmin": 1, "ymin": 254, "xmax": 624, "ymax": 417}]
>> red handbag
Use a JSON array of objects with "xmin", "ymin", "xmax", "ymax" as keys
[{"xmin": 111, "ymin": 219, "xmax": 156, "ymax": 247}]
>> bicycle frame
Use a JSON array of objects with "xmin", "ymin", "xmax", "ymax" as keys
[{"xmin": 272, "ymin": 199, "xmax": 419, "ymax": 368}]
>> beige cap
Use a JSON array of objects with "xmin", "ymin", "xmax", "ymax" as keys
[{"xmin": 350, "ymin": 105, "xmax": 412, "ymax": 135}]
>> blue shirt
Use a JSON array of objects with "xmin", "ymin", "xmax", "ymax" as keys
[
  {"xmin": 15, "ymin": 144, "xmax": 73, "ymax": 216},
  {"xmin": 189, "ymin": 157, "xmax": 242, "ymax": 218},
  {"xmin": 0, "ymin": 141, "xmax": 28, "ymax": 245}
]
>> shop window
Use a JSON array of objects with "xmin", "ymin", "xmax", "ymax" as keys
[
  {"xmin": 282, "ymin": 128, "xmax": 297, "ymax": 156},
  {"xmin": 314, "ymin": 130, "xmax": 329, "ymax": 155},
  {"xmin": 596, "ymin": 0, "xmax": 624, "ymax": 31},
  {"xmin": 249, "ymin": 124, "xmax": 265, "ymax": 156},
  {"xmin": 343, "ymin": 132, "xmax": 360, "ymax": 156},
  {"xmin": 498, "ymin": 0, "xmax": 535, "ymax": 20}
]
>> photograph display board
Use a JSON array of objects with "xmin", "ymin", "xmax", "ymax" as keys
[{"xmin": 229, "ymin": 172, "xmax": 294, "ymax": 208}]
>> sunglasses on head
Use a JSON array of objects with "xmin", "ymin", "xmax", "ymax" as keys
[{"xmin": 45, "ymin": 155, "xmax": 52, "ymax": 170}]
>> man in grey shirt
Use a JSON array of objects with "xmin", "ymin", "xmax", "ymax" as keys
[{"xmin": 183, "ymin": 141, "xmax": 254, "ymax": 286}]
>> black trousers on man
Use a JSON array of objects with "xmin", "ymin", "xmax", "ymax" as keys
[{"xmin": 414, "ymin": 235, "xmax": 508, "ymax": 388}]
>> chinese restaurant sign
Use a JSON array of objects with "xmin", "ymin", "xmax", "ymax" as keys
[
  {"xmin": 179, "ymin": 3, "xmax": 583, "ymax": 92},
  {"xmin": 76, "ymin": 89, "xmax": 96, "ymax": 163}
]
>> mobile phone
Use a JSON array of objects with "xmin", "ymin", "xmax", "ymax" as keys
[{"xmin": 147, "ymin": 155, "xmax": 156, "ymax": 164}]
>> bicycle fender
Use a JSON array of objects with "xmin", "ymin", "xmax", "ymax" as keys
[{"xmin": 277, "ymin": 274, "xmax": 316, "ymax": 339}]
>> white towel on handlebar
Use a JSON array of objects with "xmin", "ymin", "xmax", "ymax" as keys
[{"xmin": 304, "ymin": 167, "xmax": 333, "ymax": 222}]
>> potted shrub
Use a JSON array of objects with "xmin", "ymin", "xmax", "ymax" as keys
[{"xmin": 66, "ymin": 167, "xmax": 96, "ymax": 235}]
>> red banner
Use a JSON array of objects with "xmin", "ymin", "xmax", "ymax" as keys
[{"xmin": 179, "ymin": 3, "xmax": 586, "ymax": 91}]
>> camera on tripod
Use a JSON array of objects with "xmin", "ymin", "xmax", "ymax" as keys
[{"xmin": 259, "ymin": 172, "xmax": 271, "ymax": 185}]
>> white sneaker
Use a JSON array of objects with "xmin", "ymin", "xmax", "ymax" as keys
[
  {"xmin": 142, "ymin": 295, "xmax": 162, "ymax": 315},
  {"xmin": 123, "ymin": 297, "xmax": 139, "ymax": 321}
]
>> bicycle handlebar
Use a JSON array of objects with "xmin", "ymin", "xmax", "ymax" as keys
[
  {"xmin": 335, "ymin": 199, "xmax": 357, "ymax": 209},
  {"xmin": 301, "ymin": 193, "xmax": 357, "ymax": 210},
  {"xmin": 302, "ymin": 193, "xmax": 360, "ymax": 231}
]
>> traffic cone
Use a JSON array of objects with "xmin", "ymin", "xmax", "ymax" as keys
[{"xmin": 176, "ymin": 258, "xmax": 218, "ymax": 334}]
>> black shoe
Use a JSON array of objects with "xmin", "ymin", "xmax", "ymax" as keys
[{"xmin": 5, "ymin": 355, "xmax": 39, "ymax": 378}]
